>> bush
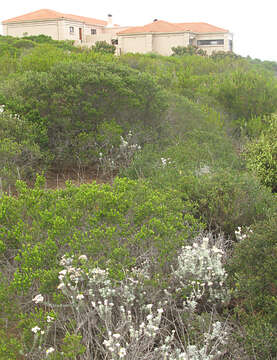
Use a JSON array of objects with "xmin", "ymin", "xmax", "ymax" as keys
[
  {"xmin": 245, "ymin": 117, "xmax": 277, "ymax": 192},
  {"xmin": 0, "ymin": 60, "xmax": 167, "ymax": 169},
  {"xmin": 18, "ymin": 234, "xmax": 231, "ymax": 359},
  {"xmin": 172, "ymin": 45, "xmax": 207, "ymax": 57},
  {"xmin": 13, "ymin": 39, "xmax": 35, "ymax": 49},
  {"xmin": 228, "ymin": 215, "xmax": 277, "ymax": 358},
  {"xmin": 211, "ymin": 69, "xmax": 277, "ymax": 122},
  {"xmin": 0, "ymin": 110, "xmax": 45, "ymax": 191},
  {"xmin": 92, "ymin": 41, "xmax": 116, "ymax": 54}
]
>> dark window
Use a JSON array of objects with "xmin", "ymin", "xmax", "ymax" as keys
[
  {"xmin": 197, "ymin": 39, "xmax": 224, "ymax": 46},
  {"xmin": 229, "ymin": 39, "xmax": 233, "ymax": 51},
  {"xmin": 91, "ymin": 29, "xmax": 97, "ymax": 35},
  {"xmin": 69, "ymin": 26, "xmax": 74, "ymax": 34},
  {"xmin": 111, "ymin": 38, "xmax": 118, "ymax": 45}
]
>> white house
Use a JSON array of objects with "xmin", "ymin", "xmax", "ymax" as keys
[{"xmin": 2, "ymin": 9, "xmax": 233, "ymax": 56}]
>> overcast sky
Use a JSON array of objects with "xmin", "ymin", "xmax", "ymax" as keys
[{"xmin": 1, "ymin": 0, "xmax": 276, "ymax": 61}]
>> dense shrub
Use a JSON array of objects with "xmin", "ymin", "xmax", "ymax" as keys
[
  {"xmin": 245, "ymin": 117, "xmax": 277, "ymax": 192},
  {"xmin": 0, "ymin": 176, "xmax": 200, "ymax": 292},
  {"xmin": 91, "ymin": 40, "xmax": 116, "ymax": 54},
  {"xmin": 0, "ymin": 109, "xmax": 45, "ymax": 191},
  {"xmin": 13, "ymin": 39, "xmax": 35, "ymax": 49},
  {"xmin": 228, "ymin": 215, "xmax": 277, "ymax": 358},
  {"xmin": 0, "ymin": 60, "xmax": 167, "ymax": 169},
  {"xmin": 210, "ymin": 69, "xmax": 277, "ymax": 122},
  {"xmin": 171, "ymin": 45, "xmax": 207, "ymax": 56}
]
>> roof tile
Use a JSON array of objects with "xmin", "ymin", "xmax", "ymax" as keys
[
  {"xmin": 118, "ymin": 20, "xmax": 228, "ymax": 35},
  {"xmin": 2, "ymin": 9, "xmax": 107, "ymax": 26}
]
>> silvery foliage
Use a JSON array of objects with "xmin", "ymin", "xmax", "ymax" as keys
[
  {"xmin": 173, "ymin": 235, "xmax": 230, "ymax": 304},
  {"xmin": 99, "ymin": 130, "xmax": 141, "ymax": 176},
  {"xmin": 29, "ymin": 234, "xmax": 230, "ymax": 359}
]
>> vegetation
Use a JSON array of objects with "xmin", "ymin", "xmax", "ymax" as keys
[{"xmin": 0, "ymin": 34, "xmax": 277, "ymax": 359}]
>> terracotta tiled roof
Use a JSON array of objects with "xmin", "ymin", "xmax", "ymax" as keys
[
  {"xmin": 2, "ymin": 9, "xmax": 107, "ymax": 26},
  {"xmin": 118, "ymin": 20, "xmax": 184, "ymax": 35},
  {"xmin": 118, "ymin": 20, "xmax": 228, "ymax": 35},
  {"xmin": 176, "ymin": 22, "xmax": 228, "ymax": 33}
]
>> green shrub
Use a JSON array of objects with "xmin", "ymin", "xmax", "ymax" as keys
[
  {"xmin": 171, "ymin": 45, "xmax": 207, "ymax": 56},
  {"xmin": 0, "ymin": 176, "xmax": 200, "ymax": 293},
  {"xmin": 0, "ymin": 110, "xmax": 45, "ymax": 191},
  {"xmin": 245, "ymin": 117, "xmax": 277, "ymax": 192},
  {"xmin": 211, "ymin": 69, "xmax": 277, "ymax": 122},
  {"xmin": 13, "ymin": 39, "xmax": 35, "ymax": 49},
  {"xmin": 91, "ymin": 41, "xmax": 116, "ymax": 54},
  {"xmin": 179, "ymin": 170, "xmax": 275, "ymax": 236},
  {"xmin": 0, "ymin": 60, "xmax": 167, "ymax": 169},
  {"xmin": 228, "ymin": 215, "xmax": 277, "ymax": 358}
]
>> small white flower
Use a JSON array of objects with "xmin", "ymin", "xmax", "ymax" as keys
[
  {"xmin": 118, "ymin": 347, "xmax": 127, "ymax": 358},
  {"xmin": 78, "ymin": 254, "xmax": 88, "ymax": 262},
  {"xmin": 57, "ymin": 282, "xmax": 65, "ymax": 290},
  {"xmin": 47, "ymin": 316, "xmax": 54, "ymax": 323},
  {"xmin": 32, "ymin": 294, "xmax": 44, "ymax": 304},
  {"xmin": 157, "ymin": 308, "xmax": 163, "ymax": 314},
  {"xmin": 76, "ymin": 294, "xmax": 84, "ymax": 300},
  {"xmin": 113, "ymin": 333, "xmax": 120, "ymax": 339},
  {"xmin": 46, "ymin": 347, "xmax": 55, "ymax": 356},
  {"xmin": 31, "ymin": 326, "xmax": 41, "ymax": 333}
]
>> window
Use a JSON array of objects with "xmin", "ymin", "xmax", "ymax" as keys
[
  {"xmin": 91, "ymin": 29, "xmax": 97, "ymax": 35},
  {"xmin": 197, "ymin": 39, "xmax": 224, "ymax": 46},
  {"xmin": 69, "ymin": 26, "xmax": 74, "ymax": 34},
  {"xmin": 229, "ymin": 39, "xmax": 233, "ymax": 51},
  {"xmin": 111, "ymin": 38, "xmax": 118, "ymax": 45}
]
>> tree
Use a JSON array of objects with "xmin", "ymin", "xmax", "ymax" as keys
[
  {"xmin": 245, "ymin": 117, "xmax": 277, "ymax": 192},
  {"xmin": 92, "ymin": 41, "xmax": 116, "ymax": 54},
  {"xmin": 171, "ymin": 45, "xmax": 207, "ymax": 57}
]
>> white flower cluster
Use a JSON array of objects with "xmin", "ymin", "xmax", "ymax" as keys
[
  {"xmin": 46, "ymin": 347, "xmax": 55, "ymax": 356},
  {"xmin": 120, "ymin": 131, "xmax": 141, "ymax": 151},
  {"xmin": 161, "ymin": 157, "xmax": 171, "ymax": 167},
  {"xmin": 174, "ymin": 236, "xmax": 229, "ymax": 302},
  {"xmin": 31, "ymin": 239, "xmax": 230, "ymax": 359},
  {"xmin": 234, "ymin": 226, "xmax": 252, "ymax": 241},
  {"xmin": 0, "ymin": 105, "xmax": 5, "ymax": 113},
  {"xmin": 32, "ymin": 294, "xmax": 44, "ymax": 304},
  {"xmin": 103, "ymin": 333, "xmax": 126, "ymax": 358},
  {"xmin": 195, "ymin": 164, "xmax": 211, "ymax": 176},
  {"xmin": 98, "ymin": 130, "xmax": 141, "ymax": 176}
]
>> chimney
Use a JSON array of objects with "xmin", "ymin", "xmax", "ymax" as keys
[{"xmin": 107, "ymin": 14, "xmax": 113, "ymax": 27}]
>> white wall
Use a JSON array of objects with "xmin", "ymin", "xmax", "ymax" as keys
[
  {"xmin": 152, "ymin": 32, "xmax": 189, "ymax": 55},
  {"xmin": 3, "ymin": 20, "xmax": 59, "ymax": 39},
  {"xmin": 119, "ymin": 34, "xmax": 152, "ymax": 54}
]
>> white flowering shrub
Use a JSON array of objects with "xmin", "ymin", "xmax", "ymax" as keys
[
  {"xmin": 24, "ymin": 232, "xmax": 233, "ymax": 359},
  {"xmin": 173, "ymin": 235, "xmax": 229, "ymax": 304},
  {"xmin": 234, "ymin": 226, "xmax": 252, "ymax": 241},
  {"xmin": 99, "ymin": 130, "xmax": 141, "ymax": 177}
]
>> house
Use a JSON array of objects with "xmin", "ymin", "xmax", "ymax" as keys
[
  {"xmin": 117, "ymin": 20, "xmax": 233, "ymax": 56},
  {"xmin": 1, "ymin": 9, "xmax": 128, "ymax": 45},
  {"xmin": 2, "ymin": 9, "xmax": 233, "ymax": 56}
]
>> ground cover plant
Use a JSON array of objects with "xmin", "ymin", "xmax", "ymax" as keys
[{"xmin": 0, "ymin": 35, "xmax": 277, "ymax": 359}]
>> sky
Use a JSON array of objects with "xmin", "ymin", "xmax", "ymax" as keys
[{"xmin": 1, "ymin": 0, "xmax": 276, "ymax": 62}]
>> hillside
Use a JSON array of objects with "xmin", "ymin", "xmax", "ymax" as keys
[{"xmin": 0, "ymin": 35, "xmax": 277, "ymax": 359}]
